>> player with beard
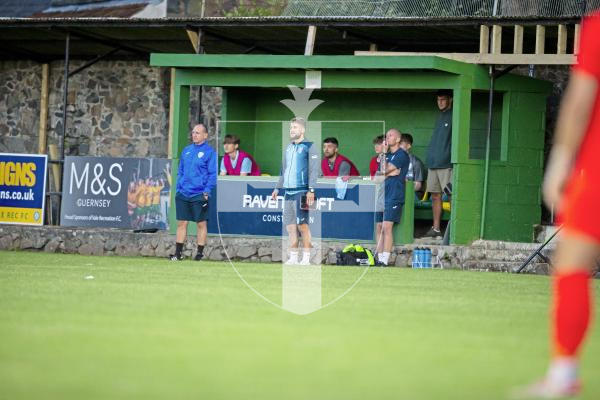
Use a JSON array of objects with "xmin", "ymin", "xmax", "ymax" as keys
[{"xmin": 271, "ymin": 117, "xmax": 320, "ymax": 265}]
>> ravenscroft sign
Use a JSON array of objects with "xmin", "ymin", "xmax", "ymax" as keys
[
  {"xmin": 210, "ymin": 178, "xmax": 377, "ymax": 241},
  {"xmin": 0, "ymin": 153, "xmax": 47, "ymax": 226},
  {"xmin": 61, "ymin": 156, "xmax": 172, "ymax": 230}
]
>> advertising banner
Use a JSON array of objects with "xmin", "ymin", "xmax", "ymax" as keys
[
  {"xmin": 0, "ymin": 153, "xmax": 47, "ymax": 226},
  {"xmin": 211, "ymin": 178, "xmax": 377, "ymax": 241},
  {"xmin": 61, "ymin": 156, "xmax": 172, "ymax": 230}
]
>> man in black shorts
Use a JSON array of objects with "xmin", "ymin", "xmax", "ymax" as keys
[
  {"xmin": 374, "ymin": 128, "xmax": 410, "ymax": 266},
  {"xmin": 170, "ymin": 124, "xmax": 217, "ymax": 261}
]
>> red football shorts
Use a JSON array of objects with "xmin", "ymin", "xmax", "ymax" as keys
[{"xmin": 558, "ymin": 165, "xmax": 600, "ymax": 243}]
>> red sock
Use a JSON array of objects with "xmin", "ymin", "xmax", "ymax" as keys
[{"xmin": 552, "ymin": 270, "xmax": 593, "ymax": 358}]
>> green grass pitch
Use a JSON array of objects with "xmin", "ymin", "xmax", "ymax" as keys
[{"xmin": 1, "ymin": 250, "xmax": 599, "ymax": 399}]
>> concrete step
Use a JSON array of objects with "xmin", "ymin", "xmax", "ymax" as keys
[
  {"xmin": 462, "ymin": 260, "xmax": 550, "ymax": 274},
  {"xmin": 470, "ymin": 239, "xmax": 557, "ymax": 252},
  {"xmin": 413, "ymin": 237, "xmax": 444, "ymax": 246},
  {"xmin": 460, "ymin": 247, "xmax": 552, "ymax": 263}
]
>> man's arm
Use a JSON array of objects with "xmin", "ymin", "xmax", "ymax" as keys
[
  {"xmin": 304, "ymin": 143, "xmax": 320, "ymax": 206},
  {"xmin": 178, "ymin": 151, "xmax": 184, "ymax": 177},
  {"xmin": 384, "ymin": 161, "xmax": 400, "ymax": 177},
  {"xmin": 544, "ymin": 16, "xmax": 600, "ymax": 210},
  {"xmin": 272, "ymin": 150, "xmax": 286, "ymax": 199},
  {"xmin": 239, "ymin": 158, "xmax": 252, "ymax": 176},
  {"xmin": 412, "ymin": 156, "xmax": 425, "ymax": 191},
  {"xmin": 338, "ymin": 160, "xmax": 351, "ymax": 177},
  {"xmin": 543, "ymin": 71, "xmax": 598, "ymax": 209},
  {"xmin": 176, "ymin": 150, "xmax": 185, "ymax": 192},
  {"xmin": 203, "ymin": 150, "xmax": 218, "ymax": 197},
  {"xmin": 308, "ymin": 143, "xmax": 320, "ymax": 189},
  {"xmin": 219, "ymin": 157, "xmax": 227, "ymax": 176},
  {"xmin": 371, "ymin": 156, "xmax": 398, "ymax": 184}
]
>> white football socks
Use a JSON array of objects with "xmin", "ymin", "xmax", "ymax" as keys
[
  {"xmin": 286, "ymin": 251, "xmax": 299, "ymax": 265},
  {"xmin": 381, "ymin": 252, "xmax": 390, "ymax": 265},
  {"xmin": 547, "ymin": 357, "xmax": 578, "ymax": 386},
  {"xmin": 300, "ymin": 250, "xmax": 311, "ymax": 265}
]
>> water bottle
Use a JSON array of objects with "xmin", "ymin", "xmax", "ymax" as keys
[
  {"xmin": 412, "ymin": 247, "xmax": 420, "ymax": 268},
  {"xmin": 423, "ymin": 248, "xmax": 432, "ymax": 268},
  {"xmin": 335, "ymin": 176, "xmax": 347, "ymax": 200}
]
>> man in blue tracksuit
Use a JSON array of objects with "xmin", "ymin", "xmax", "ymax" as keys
[
  {"xmin": 170, "ymin": 124, "xmax": 217, "ymax": 261},
  {"xmin": 271, "ymin": 117, "xmax": 320, "ymax": 265}
]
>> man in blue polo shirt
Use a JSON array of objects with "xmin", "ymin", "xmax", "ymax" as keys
[
  {"xmin": 374, "ymin": 128, "xmax": 410, "ymax": 266},
  {"xmin": 170, "ymin": 123, "xmax": 217, "ymax": 261}
]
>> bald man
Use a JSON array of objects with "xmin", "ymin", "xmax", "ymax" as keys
[{"xmin": 373, "ymin": 128, "xmax": 410, "ymax": 266}]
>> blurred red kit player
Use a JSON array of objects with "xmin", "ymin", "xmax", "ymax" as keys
[{"xmin": 517, "ymin": 13, "xmax": 600, "ymax": 399}]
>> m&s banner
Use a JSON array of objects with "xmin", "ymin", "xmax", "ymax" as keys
[
  {"xmin": 61, "ymin": 156, "xmax": 172, "ymax": 230},
  {"xmin": 0, "ymin": 153, "xmax": 47, "ymax": 226}
]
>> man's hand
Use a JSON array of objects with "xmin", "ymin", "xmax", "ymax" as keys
[
  {"xmin": 542, "ymin": 145, "xmax": 573, "ymax": 211},
  {"xmin": 543, "ymin": 72, "xmax": 598, "ymax": 211},
  {"xmin": 306, "ymin": 191, "xmax": 315, "ymax": 206},
  {"xmin": 271, "ymin": 190, "xmax": 279, "ymax": 200},
  {"xmin": 372, "ymin": 171, "xmax": 385, "ymax": 184}
]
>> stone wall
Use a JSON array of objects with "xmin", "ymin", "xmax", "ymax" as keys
[
  {"xmin": 0, "ymin": 61, "xmax": 43, "ymax": 154},
  {"xmin": 189, "ymin": 85, "xmax": 223, "ymax": 148},
  {"xmin": 0, "ymin": 59, "xmax": 224, "ymax": 158},
  {"xmin": 0, "ymin": 59, "xmax": 171, "ymax": 157},
  {"xmin": 0, "ymin": 225, "xmax": 555, "ymax": 274}
]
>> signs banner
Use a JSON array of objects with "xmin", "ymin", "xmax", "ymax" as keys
[
  {"xmin": 61, "ymin": 156, "xmax": 172, "ymax": 230},
  {"xmin": 0, "ymin": 153, "xmax": 47, "ymax": 226},
  {"xmin": 211, "ymin": 178, "xmax": 377, "ymax": 241}
]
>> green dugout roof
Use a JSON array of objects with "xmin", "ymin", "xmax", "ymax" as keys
[
  {"xmin": 150, "ymin": 54, "xmax": 552, "ymax": 92},
  {"xmin": 151, "ymin": 53, "xmax": 468, "ymax": 72}
]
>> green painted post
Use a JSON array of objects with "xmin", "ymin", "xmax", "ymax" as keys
[
  {"xmin": 168, "ymin": 78, "xmax": 190, "ymax": 234},
  {"xmin": 480, "ymin": 69, "xmax": 495, "ymax": 239},
  {"xmin": 395, "ymin": 180, "xmax": 415, "ymax": 244},
  {"xmin": 449, "ymin": 85, "xmax": 473, "ymax": 244}
]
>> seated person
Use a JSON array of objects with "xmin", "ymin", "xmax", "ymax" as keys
[
  {"xmin": 369, "ymin": 135, "xmax": 385, "ymax": 178},
  {"xmin": 220, "ymin": 134, "xmax": 261, "ymax": 176},
  {"xmin": 321, "ymin": 137, "xmax": 360, "ymax": 179},
  {"xmin": 399, "ymin": 133, "xmax": 426, "ymax": 199}
]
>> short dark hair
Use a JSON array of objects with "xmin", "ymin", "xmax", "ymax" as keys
[
  {"xmin": 323, "ymin": 137, "xmax": 338, "ymax": 146},
  {"xmin": 373, "ymin": 135, "xmax": 384, "ymax": 144},
  {"xmin": 223, "ymin": 134, "xmax": 240, "ymax": 145},
  {"xmin": 400, "ymin": 133, "xmax": 413, "ymax": 145},
  {"xmin": 436, "ymin": 89, "xmax": 453, "ymax": 98},
  {"xmin": 291, "ymin": 117, "xmax": 306, "ymax": 128}
]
